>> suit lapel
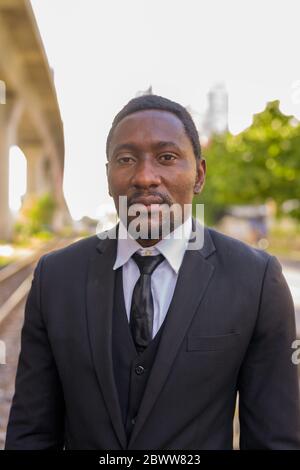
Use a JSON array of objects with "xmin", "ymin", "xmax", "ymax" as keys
[
  {"xmin": 127, "ymin": 220, "xmax": 216, "ymax": 448},
  {"xmin": 86, "ymin": 225, "xmax": 127, "ymax": 449}
]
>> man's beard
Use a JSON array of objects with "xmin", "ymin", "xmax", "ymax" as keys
[{"xmin": 124, "ymin": 203, "xmax": 188, "ymax": 241}]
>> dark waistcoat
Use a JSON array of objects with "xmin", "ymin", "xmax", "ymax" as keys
[{"xmin": 112, "ymin": 266, "xmax": 166, "ymax": 442}]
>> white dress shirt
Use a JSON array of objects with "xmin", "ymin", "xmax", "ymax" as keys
[{"xmin": 113, "ymin": 216, "xmax": 192, "ymax": 338}]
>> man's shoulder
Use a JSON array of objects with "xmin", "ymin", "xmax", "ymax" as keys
[
  {"xmin": 38, "ymin": 234, "xmax": 101, "ymax": 268},
  {"xmin": 205, "ymin": 225, "xmax": 273, "ymax": 268}
]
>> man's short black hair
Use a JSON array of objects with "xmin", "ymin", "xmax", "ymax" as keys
[{"xmin": 106, "ymin": 94, "xmax": 201, "ymax": 160}]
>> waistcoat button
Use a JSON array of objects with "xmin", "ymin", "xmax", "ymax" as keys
[{"xmin": 135, "ymin": 365, "xmax": 145, "ymax": 375}]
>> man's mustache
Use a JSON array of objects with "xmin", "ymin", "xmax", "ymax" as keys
[{"xmin": 127, "ymin": 191, "xmax": 173, "ymax": 207}]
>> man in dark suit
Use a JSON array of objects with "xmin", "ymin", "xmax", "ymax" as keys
[{"xmin": 5, "ymin": 95, "xmax": 300, "ymax": 450}]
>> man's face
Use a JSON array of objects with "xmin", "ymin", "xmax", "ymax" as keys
[{"xmin": 106, "ymin": 109, "xmax": 206, "ymax": 244}]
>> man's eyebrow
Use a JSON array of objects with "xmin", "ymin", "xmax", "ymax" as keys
[
  {"xmin": 111, "ymin": 143, "xmax": 139, "ymax": 155},
  {"xmin": 112, "ymin": 141, "xmax": 183, "ymax": 155},
  {"xmin": 153, "ymin": 141, "xmax": 182, "ymax": 152}
]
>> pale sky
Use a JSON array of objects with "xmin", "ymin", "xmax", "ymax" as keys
[{"xmin": 10, "ymin": 0, "xmax": 300, "ymax": 220}]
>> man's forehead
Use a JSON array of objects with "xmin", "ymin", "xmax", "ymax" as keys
[{"xmin": 110, "ymin": 109, "xmax": 189, "ymax": 146}]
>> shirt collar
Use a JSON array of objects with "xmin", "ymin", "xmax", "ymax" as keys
[{"xmin": 113, "ymin": 216, "xmax": 192, "ymax": 274}]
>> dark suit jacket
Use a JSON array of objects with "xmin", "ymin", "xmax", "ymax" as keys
[{"xmin": 4, "ymin": 220, "xmax": 300, "ymax": 449}]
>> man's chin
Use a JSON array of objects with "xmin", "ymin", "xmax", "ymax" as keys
[{"xmin": 126, "ymin": 215, "xmax": 174, "ymax": 240}]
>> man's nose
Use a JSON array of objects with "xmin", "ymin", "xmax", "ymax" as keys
[{"xmin": 131, "ymin": 159, "xmax": 161, "ymax": 188}]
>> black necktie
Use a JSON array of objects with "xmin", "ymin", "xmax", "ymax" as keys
[{"xmin": 130, "ymin": 252, "xmax": 165, "ymax": 353}]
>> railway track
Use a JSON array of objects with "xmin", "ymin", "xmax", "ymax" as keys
[
  {"xmin": 0, "ymin": 236, "xmax": 80, "ymax": 448},
  {"xmin": 0, "ymin": 237, "xmax": 79, "ymax": 328}
]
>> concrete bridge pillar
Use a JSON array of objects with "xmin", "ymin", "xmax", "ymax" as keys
[
  {"xmin": 0, "ymin": 96, "xmax": 23, "ymax": 240},
  {"xmin": 24, "ymin": 145, "xmax": 50, "ymax": 197}
]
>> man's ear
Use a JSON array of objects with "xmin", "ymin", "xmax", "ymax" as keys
[{"xmin": 194, "ymin": 158, "xmax": 206, "ymax": 194}]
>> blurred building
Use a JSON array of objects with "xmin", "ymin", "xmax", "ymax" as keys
[{"xmin": 200, "ymin": 83, "xmax": 228, "ymax": 143}]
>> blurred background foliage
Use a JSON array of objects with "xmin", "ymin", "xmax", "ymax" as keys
[
  {"xmin": 13, "ymin": 193, "xmax": 56, "ymax": 242},
  {"xmin": 193, "ymin": 100, "xmax": 300, "ymax": 226}
]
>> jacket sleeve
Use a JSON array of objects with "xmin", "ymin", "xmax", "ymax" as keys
[
  {"xmin": 237, "ymin": 255, "xmax": 300, "ymax": 449},
  {"xmin": 4, "ymin": 254, "xmax": 65, "ymax": 450}
]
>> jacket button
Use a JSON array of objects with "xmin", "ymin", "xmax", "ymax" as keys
[
  {"xmin": 131, "ymin": 417, "xmax": 136, "ymax": 425},
  {"xmin": 135, "ymin": 365, "xmax": 145, "ymax": 375}
]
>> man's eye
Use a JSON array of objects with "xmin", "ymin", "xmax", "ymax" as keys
[
  {"xmin": 159, "ymin": 154, "xmax": 176, "ymax": 162},
  {"xmin": 117, "ymin": 156, "xmax": 134, "ymax": 164}
]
